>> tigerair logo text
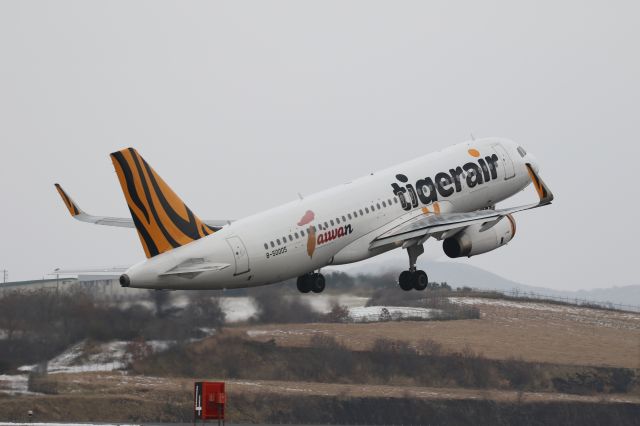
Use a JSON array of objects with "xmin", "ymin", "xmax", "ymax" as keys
[
  {"xmin": 297, "ymin": 210, "xmax": 354, "ymax": 258},
  {"xmin": 391, "ymin": 150, "xmax": 500, "ymax": 211}
]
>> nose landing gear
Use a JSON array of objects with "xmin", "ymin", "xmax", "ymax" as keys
[
  {"xmin": 398, "ymin": 244, "xmax": 429, "ymax": 291},
  {"xmin": 296, "ymin": 272, "xmax": 325, "ymax": 293}
]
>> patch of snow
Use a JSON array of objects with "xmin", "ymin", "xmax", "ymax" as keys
[
  {"xmin": 197, "ymin": 327, "xmax": 217, "ymax": 336},
  {"xmin": 220, "ymin": 295, "xmax": 369, "ymax": 322},
  {"xmin": 247, "ymin": 329, "xmax": 325, "ymax": 338},
  {"xmin": 349, "ymin": 306, "xmax": 440, "ymax": 322},
  {"xmin": 448, "ymin": 297, "xmax": 640, "ymax": 319},
  {"xmin": 117, "ymin": 300, "xmax": 155, "ymax": 312},
  {"xmin": 18, "ymin": 339, "xmax": 174, "ymax": 374},
  {"xmin": 246, "ymin": 330, "xmax": 270, "ymax": 337},
  {"xmin": 232, "ymin": 380, "xmax": 263, "ymax": 387},
  {"xmin": 306, "ymin": 295, "xmax": 370, "ymax": 314},
  {"xmin": 146, "ymin": 340, "xmax": 174, "ymax": 352},
  {"xmin": 219, "ymin": 297, "xmax": 258, "ymax": 322},
  {"xmin": 170, "ymin": 294, "xmax": 190, "ymax": 309},
  {"xmin": 0, "ymin": 374, "xmax": 31, "ymax": 395}
]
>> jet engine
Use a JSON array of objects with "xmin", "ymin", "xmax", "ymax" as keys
[{"xmin": 443, "ymin": 215, "xmax": 516, "ymax": 258}]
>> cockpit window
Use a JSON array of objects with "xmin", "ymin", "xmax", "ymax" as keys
[{"xmin": 517, "ymin": 146, "xmax": 527, "ymax": 157}]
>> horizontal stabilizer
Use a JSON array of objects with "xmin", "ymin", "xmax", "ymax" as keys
[
  {"xmin": 49, "ymin": 266, "xmax": 130, "ymax": 279},
  {"xmin": 160, "ymin": 258, "xmax": 230, "ymax": 277}
]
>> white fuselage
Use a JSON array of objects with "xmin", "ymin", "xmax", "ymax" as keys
[{"xmin": 125, "ymin": 138, "xmax": 535, "ymax": 289}]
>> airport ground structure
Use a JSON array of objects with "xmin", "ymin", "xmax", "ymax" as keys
[{"xmin": 0, "ymin": 276, "xmax": 147, "ymax": 299}]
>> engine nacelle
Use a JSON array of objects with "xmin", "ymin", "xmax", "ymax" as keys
[{"xmin": 443, "ymin": 215, "xmax": 516, "ymax": 258}]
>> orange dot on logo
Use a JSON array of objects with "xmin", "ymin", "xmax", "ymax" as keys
[{"xmin": 468, "ymin": 149, "xmax": 480, "ymax": 157}]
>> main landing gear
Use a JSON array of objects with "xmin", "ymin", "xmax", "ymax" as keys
[
  {"xmin": 398, "ymin": 244, "xmax": 429, "ymax": 291},
  {"xmin": 296, "ymin": 272, "xmax": 325, "ymax": 294}
]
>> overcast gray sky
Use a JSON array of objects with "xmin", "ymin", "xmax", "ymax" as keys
[{"xmin": 1, "ymin": 1, "xmax": 638, "ymax": 290}]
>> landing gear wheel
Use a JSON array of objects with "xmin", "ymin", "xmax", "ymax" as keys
[
  {"xmin": 399, "ymin": 271, "xmax": 413, "ymax": 291},
  {"xmin": 296, "ymin": 275, "xmax": 312, "ymax": 293},
  {"xmin": 413, "ymin": 270, "xmax": 428, "ymax": 291},
  {"xmin": 311, "ymin": 273, "xmax": 325, "ymax": 293}
]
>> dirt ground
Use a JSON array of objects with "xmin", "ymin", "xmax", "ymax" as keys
[
  {"xmin": 2, "ymin": 298, "xmax": 639, "ymax": 423},
  {"xmin": 19, "ymin": 372, "xmax": 640, "ymax": 404},
  {"xmin": 235, "ymin": 298, "xmax": 640, "ymax": 368},
  {"xmin": 2, "ymin": 373, "xmax": 639, "ymax": 425}
]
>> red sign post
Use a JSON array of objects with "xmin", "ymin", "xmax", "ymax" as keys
[{"xmin": 194, "ymin": 381, "xmax": 226, "ymax": 425}]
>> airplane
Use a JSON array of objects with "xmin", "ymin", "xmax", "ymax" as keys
[{"xmin": 55, "ymin": 138, "xmax": 553, "ymax": 293}]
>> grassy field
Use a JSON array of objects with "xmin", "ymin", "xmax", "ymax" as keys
[
  {"xmin": 1, "ymin": 373, "xmax": 639, "ymax": 424},
  {"xmin": 235, "ymin": 297, "xmax": 640, "ymax": 368},
  {"xmin": 1, "ymin": 295, "xmax": 639, "ymax": 424}
]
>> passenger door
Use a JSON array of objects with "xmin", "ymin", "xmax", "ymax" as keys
[{"xmin": 493, "ymin": 144, "xmax": 515, "ymax": 180}]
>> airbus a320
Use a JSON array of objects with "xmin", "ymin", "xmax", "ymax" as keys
[{"xmin": 55, "ymin": 138, "xmax": 553, "ymax": 293}]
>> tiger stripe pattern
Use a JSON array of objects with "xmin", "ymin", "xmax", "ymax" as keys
[
  {"xmin": 55, "ymin": 183, "xmax": 80, "ymax": 216},
  {"xmin": 526, "ymin": 163, "xmax": 550, "ymax": 202},
  {"xmin": 110, "ymin": 148, "xmax": 216, "ymax": 258}
]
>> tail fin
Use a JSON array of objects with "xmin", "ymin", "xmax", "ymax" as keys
[{"xmin": 110, "ymin": 148, "xmax": 216, "ymax": 258}]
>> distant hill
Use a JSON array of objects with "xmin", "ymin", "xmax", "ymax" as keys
[
  {"xmin": 340, "ymin": 258, "xmax": 640, "ymax": 307},
  {"xmin": 560, "ymin": 285, "xmax": 640, "ymax": 307}
]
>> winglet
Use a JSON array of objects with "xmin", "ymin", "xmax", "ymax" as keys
[
  {"xmin": 526, "ymin": 164, "xmax": 554, "ymax": 205},
  {"xmin": 54, "ymin": 184, "xmax": 83, "ymax": 216}
]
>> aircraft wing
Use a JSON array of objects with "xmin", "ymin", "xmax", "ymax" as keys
[
  {"xmin": 55, "ymin": 184, "xmax": 230, "ymax": 230},
  {"xmin": 370, "ymin": 163, "xmax": 553, "ymax": 249}
]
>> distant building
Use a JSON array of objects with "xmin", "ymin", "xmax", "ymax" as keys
[{"xmin": 0, "ymin": 276, "xmax": 149, "ymax": 298}]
